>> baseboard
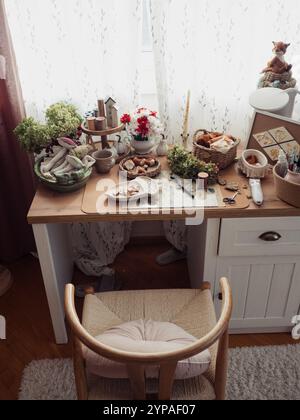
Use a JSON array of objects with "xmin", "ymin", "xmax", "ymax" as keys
[{"xmin": 229, "ymin": 327, "xmax": 292, "ymax": 335}]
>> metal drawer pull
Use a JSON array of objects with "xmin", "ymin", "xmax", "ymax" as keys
[{"xmin": 259, "ymin": 231, "xmax": 282, "ymax": 242}]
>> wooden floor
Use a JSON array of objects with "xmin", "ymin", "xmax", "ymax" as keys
[{"xmin": 0, "ymin": 240, "xmax": 296, "ymax": 400}]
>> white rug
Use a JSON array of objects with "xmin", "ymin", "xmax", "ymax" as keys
[{"xmin": 19, "ymin": 345, "xmax": 300, "ymax": 401}]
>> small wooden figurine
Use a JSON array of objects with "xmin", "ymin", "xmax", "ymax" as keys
[
  {"xmin": 259, "ymin": 42, "xmax": 297, "ymax": 90},
  {"xmin": 105, "ymin": 97, "xmax": 117, "ymax": 127},
  {"xmin": 262, "ymin": 42, "xmax": 292, "ymax": 75},
  {"xmin": 111, "ymin": 105, "xmax": 119, "ymax": 128}
]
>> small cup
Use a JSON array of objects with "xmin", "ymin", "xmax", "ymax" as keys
[{"xmin": 93, "ymin": 149, "xmax": 115, "ymax": 174}]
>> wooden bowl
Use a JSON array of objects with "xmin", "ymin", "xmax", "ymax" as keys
[
  {"xmin": 274, "ymin": 164, "xmax": 300, "ymax": 208},
  {"xmin": 119, "ymin": 155, "xmax": 161, "ymax": 180}
]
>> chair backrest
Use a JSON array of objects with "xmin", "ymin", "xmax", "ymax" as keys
[{"xmin": 65, "ymin": 278, "xmax": 232, "ymax": 400}]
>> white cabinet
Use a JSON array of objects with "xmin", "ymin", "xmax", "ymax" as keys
[
  {"xmin": 193, "ymin": 218, "xmax": 300, "ymax": 334},
  {"xmin": 219, "ymin": 218, "xmax": 300, "ymax": 257},
  {"xmin": 214, "ymin": 257, "xmax": 300, "ymax": 333}
]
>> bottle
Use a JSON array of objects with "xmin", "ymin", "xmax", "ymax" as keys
[{"xmin": 277, "ymin": 150, "xmax": 288, "ymax": 178}]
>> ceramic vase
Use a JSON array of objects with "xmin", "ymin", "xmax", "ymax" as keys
[
  {"xmin": 131, "ymin": 137, "xmax": 156, "ymax": 155},
  {"xmin": 156, "ymin": 136, "xmax": 169, "ymax": 156}
]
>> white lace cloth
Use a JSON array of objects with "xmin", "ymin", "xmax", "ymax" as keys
[
  {"xmin": 163, "ymin": 221, "xmax": 187, "ymax": 253},
  {"xmin": 70, "ymin": 221, "xmax": 186, "ymax": 277},
  {"xmin": 70, "ymin": 222, "xmax": 132, "ymax": 277}
]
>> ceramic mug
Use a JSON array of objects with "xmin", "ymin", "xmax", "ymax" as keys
[{"xmin": 93, "ymin": 149, "xmax": 115, "ymax": 174}]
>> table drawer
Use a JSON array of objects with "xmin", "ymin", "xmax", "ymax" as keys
[{"xmin": 219, "ymin": 217, "xmax": 300, "ymax": 257}]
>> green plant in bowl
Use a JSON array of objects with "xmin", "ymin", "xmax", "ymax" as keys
[
  {"xmin": 168, "ymin": 146, "xmax": 219, "ymax": 183},
  {"xmin": 15, "ymin": 102, "xmax": 92, "ymax": 192}
]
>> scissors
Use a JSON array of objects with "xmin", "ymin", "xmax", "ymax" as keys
[{"xmin": 223, "ymin": 191, "xmax": 239, "ymax": 205}]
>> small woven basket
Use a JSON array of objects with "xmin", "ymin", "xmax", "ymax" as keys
[
  {"xmin": 119, "ymin": 155, "xmax": 161, "ymax": 180},
  {"xmin": 193, "ymin": 129, "xmax": 240, "ymax": 170}
]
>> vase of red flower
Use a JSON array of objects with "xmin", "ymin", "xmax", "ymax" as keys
[{"xmin": 121, "ymin": 108, "xmax": 163, "ymax": 155}]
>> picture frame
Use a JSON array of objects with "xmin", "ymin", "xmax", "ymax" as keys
[{"xmin": 247, "ymin": 111, "xmax": 300, "ymax": 165}]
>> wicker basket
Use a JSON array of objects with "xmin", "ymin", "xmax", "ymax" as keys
[
  {"xmin": 273, "ymin": 164, "xmax": 300, "ymax": 208},
  {"xmin": 193, "ymin": 129, "xmax": 240, "ymax": 170}
]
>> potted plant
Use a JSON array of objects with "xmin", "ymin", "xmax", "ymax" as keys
[
  {"xmin": 121, "ymin": 108, "xmax": 163, "ymax": 155},
  {"xmin": 15, "ymin": 102, "xmax": 83, "ymax": 154},
  {"xmin": 14, "ymin": 103, "xmax": 95, "ymax": 192},
  {"xmin": 168, "ymin": 146, "xmax": 219, "ymax": 184}
]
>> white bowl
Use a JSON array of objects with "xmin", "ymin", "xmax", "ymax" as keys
[{"xmin": 239, "ymin": 149, "xmax": 269, "ymax": 179}]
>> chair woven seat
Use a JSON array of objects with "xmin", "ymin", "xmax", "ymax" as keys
[{"xmin": 82, "ymin": 289, "xmax": 218, "ymax": 400}]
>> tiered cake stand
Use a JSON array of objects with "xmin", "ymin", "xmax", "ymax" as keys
[{"xmin": 81, "ymin": 123, "xmax": 124, "ymax": 150}]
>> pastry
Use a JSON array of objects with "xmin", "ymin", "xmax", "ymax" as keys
[{"xmin": 124, "ymin": 160, "xmax": 135, "ymax": 171}]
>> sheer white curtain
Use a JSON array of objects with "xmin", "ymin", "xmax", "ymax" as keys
[
  {"xmin": 5, "ymin": 0, "xmax": 143, "ymax": 120},
  {"xmin": 5, "ymin": 0, "xmax": 143, "ymax": 277},
  {"xmin": 150, "ymin": 0, "xmax": 300, "ymax": 144}
]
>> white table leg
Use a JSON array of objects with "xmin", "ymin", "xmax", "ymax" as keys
[
  {"xmin": 33, "ymin": 224, "xmax": 74, "ymax": 344},
  {"xmin": 187, "ymin": 219, "xmax": 220, "ymax": 290}
]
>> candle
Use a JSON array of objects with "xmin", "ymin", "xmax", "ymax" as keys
[
  {"xmin": 95, "ymin": 117, "xmax": 107, "ymax": 131},
  {"xmin": 87, "ymin": 117, "xmax": 96, "ymax": 131},
  {"xmin": 98, "ymin": 99, "xmax": 106, "ymax": 118},
  {"xmin": 198, "ymin": 172, "xmax": 209, "ymax": 191},
  {"xmin": 182, "ymin": 90, "xmax": 191, "ymax": 148}
]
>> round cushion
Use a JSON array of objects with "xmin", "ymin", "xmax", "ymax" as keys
[
  {"xmin": 83, "ymin": 320, "xmax": 211, "ymax": 380},
  {"xmin": 250, "ymin": 88, "xmax": 289, "ymax": 113}
]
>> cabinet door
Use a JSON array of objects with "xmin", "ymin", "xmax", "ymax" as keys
[{"xmin": 215, "ymin": 257, "xmax": 300, "ymax": 332}]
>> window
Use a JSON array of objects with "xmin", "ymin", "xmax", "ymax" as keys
[
  {"xmin": 142, "ymin": 0, "xmax": 152, "ymax": 52},
  {"xmin": 141, "ymin": 0, "xmax": 158, "ymax": 109}
]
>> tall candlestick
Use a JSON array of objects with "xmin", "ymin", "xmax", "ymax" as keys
[{"xmin": 182, "ymin": 90, "xmax": 191, "ymax": 149}]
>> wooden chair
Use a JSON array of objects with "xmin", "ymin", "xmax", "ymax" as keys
[{"xmin": 65, "ymin": 278, "xmax": 232, "ymax": 401}]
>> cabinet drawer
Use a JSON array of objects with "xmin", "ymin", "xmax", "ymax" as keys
[{"xmin": 219, "ymin": 217, "xmax": 300, "ymax": 257}]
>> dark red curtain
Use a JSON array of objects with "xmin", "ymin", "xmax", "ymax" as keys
[
  {"xmin": 0, "ymin": 0, "xmax": 36, "ymax": 262},
  {"xmin": 0, "ymin": 80, "xmax": 36, "ymax": 262}
]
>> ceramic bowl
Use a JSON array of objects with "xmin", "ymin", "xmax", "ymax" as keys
[{"xmin": 34, "ymin": 158, "xmax": 92, "ymax": 193}]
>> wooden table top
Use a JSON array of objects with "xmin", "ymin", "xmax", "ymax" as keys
[{"xmin": 27, "ymin": 161, "xmax": 300, "ymax": 225}]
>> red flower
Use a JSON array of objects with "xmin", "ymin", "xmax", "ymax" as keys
[
  {"xmin": 121, "ymin": 114, "xmax": 131, "ymax": 124},
  {"xmin": 137, "ymin": 116, "xmax": 149, "ymax": 137},
  {"xmin": 150, "ymin": 111, "xmax": 157, "ymax": 117}
]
